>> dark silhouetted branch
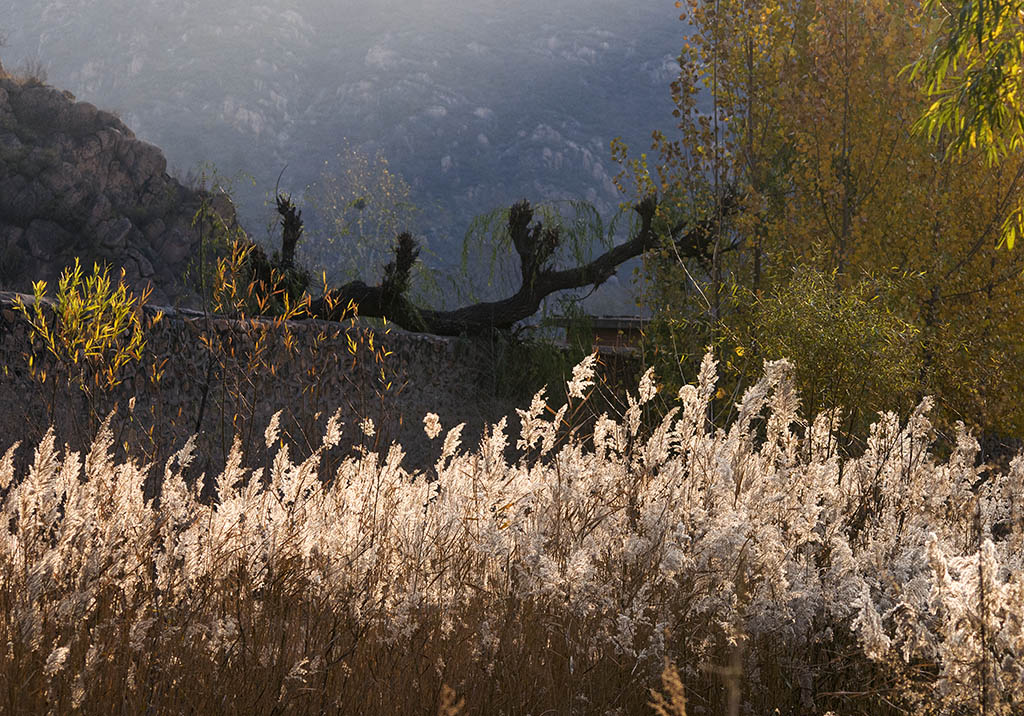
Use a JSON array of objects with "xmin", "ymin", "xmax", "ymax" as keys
[
  {"xmin": 276, "ymin": 192, "xmax": 303, "ymax": 270},
  {"xmin": 305, "ymin": 193, "xmax": 736, "ymax": 336}
]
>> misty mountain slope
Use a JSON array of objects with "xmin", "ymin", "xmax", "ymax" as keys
[{"xmin": 1, "ymin": 0, "xmax": 684, "ymax": 313}]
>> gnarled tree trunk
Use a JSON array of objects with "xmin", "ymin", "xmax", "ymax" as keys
[{"xmin": 288, "ymin": 194, "xmax": 735, "ymax": 336}]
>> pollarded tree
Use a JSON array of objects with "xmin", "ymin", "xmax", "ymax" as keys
[{"xmin": 233, "ymin": 140, "xmax": 736, "ymax": 342}]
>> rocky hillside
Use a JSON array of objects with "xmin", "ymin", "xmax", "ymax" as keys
[
  {"xmin": 0, "ymin": 75, "xmax": 233, "ymax": 305},
  {"xmin": 0, "ymin": 0, "xmax": 682, "ymax": 315}
]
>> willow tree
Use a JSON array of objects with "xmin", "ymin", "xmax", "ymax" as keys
[{"xmin": 909, "ymin": 0, "xmax": 1024, "ymax": 247}]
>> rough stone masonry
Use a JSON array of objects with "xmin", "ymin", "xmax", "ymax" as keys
[{"xmin": 0, "ymin": 289, "xmax": 514, "ymax": 481}]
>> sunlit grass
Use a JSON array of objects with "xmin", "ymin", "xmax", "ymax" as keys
[{"xmin": 1, "ymin": 353, "xmax": 1021, "ymax": 714}]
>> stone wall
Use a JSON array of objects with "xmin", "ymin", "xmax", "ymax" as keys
[{"xmin": 0, "ymin": 291, "xmax": 520, "ymax": 480}]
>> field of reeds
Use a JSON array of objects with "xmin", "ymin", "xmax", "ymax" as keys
[{"xmin": 1, "ymin": 352, "xmax": 1022, "ymax": 715}]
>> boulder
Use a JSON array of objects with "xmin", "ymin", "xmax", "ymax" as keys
[{"xmin": 24, "ymin": 219, "xmax": 75, "ymax": 261}]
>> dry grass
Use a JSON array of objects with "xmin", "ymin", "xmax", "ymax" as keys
[
  {"xmin": 0, "ymin": 57, "xmax": 49, "ymax": 87},
  {"xmin": 1, "ymin": 353, "xmax": 1022, "ymax": 714}
]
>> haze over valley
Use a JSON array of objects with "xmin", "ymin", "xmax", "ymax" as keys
[{"xmin": 1, "ymin": 0, "xmax": 683, "ymax": 311}]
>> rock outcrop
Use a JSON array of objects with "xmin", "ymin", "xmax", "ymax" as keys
[{"xmin": 0, "ymin": 76, "xmax": 235, "ymax": 305}]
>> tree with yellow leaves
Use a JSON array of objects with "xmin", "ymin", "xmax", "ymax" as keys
[{"xmin": 625, "ymin": 0, "xmax": 1024, "ymax": 444}]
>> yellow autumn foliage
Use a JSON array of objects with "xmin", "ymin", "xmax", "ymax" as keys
[{"xmin": 630, "ymin": 0, "xmax": 1024, "ymax": 442}]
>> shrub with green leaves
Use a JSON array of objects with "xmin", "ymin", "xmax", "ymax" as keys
[
  {"xmin": 748, "ymin": 264, "xmax": 921, "ymax": 449},
  {"xmin": 642, "ymin": 258, "xmax": 922, "ymax": 448}
]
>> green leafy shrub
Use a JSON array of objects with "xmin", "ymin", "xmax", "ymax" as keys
[
  {"xmin": 642, "ymin": 259, "xmax": 922, "ymax": 453},
  {"xmin": 747, "ymin": 264, "xmax": 921, "ymax": 450}
]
